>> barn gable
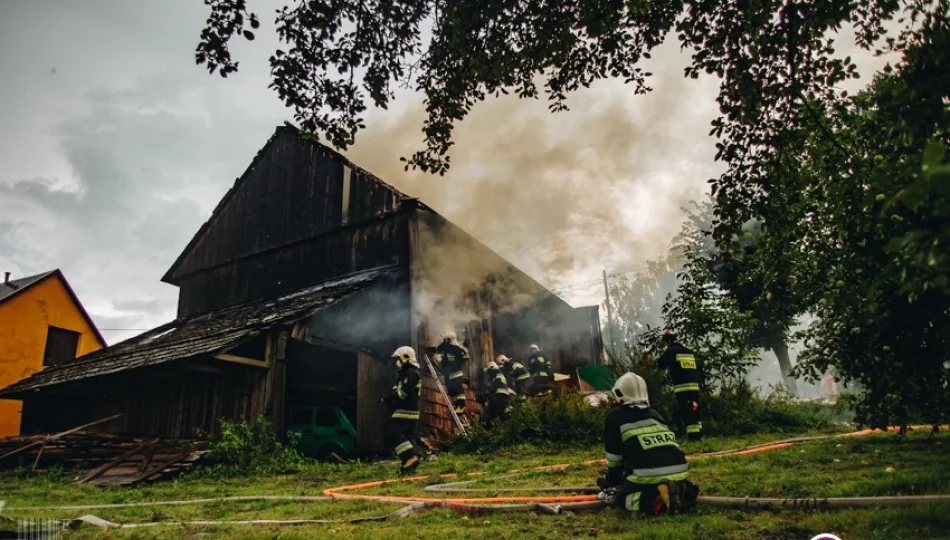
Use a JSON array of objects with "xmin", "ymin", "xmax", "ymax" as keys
[{"xmin": 162, "ymin": 126, "xmax": 407, "ymax": 286}]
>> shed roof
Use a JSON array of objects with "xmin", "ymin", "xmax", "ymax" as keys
[{"xmin": 0, "ymin": 267, "xmax": 393, "ymax": 397}]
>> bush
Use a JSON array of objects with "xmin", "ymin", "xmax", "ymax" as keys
[
  {"xmin": 701, "ymin": 381, "xmax": 849, "ymax": 436},
  {"xmin": 455, "ymin": 391, "xmax": 607, "ymax": 453},
  {"xmin": 203, "ymin": 416, "xmax": 303, "ymax": 475}
]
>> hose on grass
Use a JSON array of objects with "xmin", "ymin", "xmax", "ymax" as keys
[{"xmin": 4, "ymin": 424, "xmax": 948, "ymax": 529}]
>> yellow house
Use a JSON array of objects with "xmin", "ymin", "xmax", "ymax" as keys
[{"xmin": 0, "ymin": 270, "xmax": 105, "ymax": 438}]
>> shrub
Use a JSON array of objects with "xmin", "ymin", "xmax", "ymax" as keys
[
  {"xmin": 455, "ymin": 391, "xmax": 607, "ymax": 453},
  {"xmin": 203, "ymin": 415, "xmax": 303, "ymax": 475},
  {"xmin": 701, "ymin": 381, "xmax": 849, "ymax": 436}
]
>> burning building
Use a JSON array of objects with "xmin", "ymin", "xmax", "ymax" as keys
[{"xmin": 0, "ymin": 125, "xmax": 603, "ymax": 452}]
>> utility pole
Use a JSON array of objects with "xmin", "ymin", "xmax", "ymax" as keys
[{"xmin": 603, "ymin": 269, "xmax": 615, "ymax": 363}]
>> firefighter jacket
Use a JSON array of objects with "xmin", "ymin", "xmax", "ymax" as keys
[
  {"xmin": 427, "ymin": 342, "xmax": 469, "ymax": 382},
  {"xmin": 484, "ymin": 367, "xmax": 511, "ymax": 397},
  {"xmin": 528, "ymin": 351, "xmax": 553, "ymax": 383},
  {"xmin": 502, "ymin": 361, "xmax": 531, "ymax": 394},
  {"xmin": 604, "ymin": 405, "xmax": 689, "ymax": 486},
  {"xmin": 386, "ymin": 365, "xmax": 421, "ymax": 421},
  {"xmin": 657, "ymin": 342, "xmax": 703, "ymax": 394}
]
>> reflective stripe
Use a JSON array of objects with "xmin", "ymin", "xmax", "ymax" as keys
[
  {"xmin": 620, "ymin": 423, "xmax": 667, "ymax": 442},
  {"xmin": 626, "ymin": 471, "xmax": 689, "ymax": 485},
  {"xmin": 396, "ymin": 385, "xmax": 407, "ymax": 399},
  {"xmin": 512, "ymin": 363, "xmax": 525, "ymax": 370},
  {"xmin": 392, "ymin": 410, "xmax": 420, "ymax": 420},
  {"xmin": 394, "ymin": 441, "xmax": 414, "ymax": 454},
  {"xmin": 517, "ymin": 373, "xmax": 531, "ymax": 381},
  {"xmin": 448, "ymin": 371, "xmax": 464, "ymax": 380},
  {"xmin": 495, "ymin": 388, "xmax": 510, "ymax": 395},
  {"xmin": 535, "ymin": 372, "xmax": 549, "ymax": 377},
  {"xmin": 607, "ymin": 460, "xmax": 623, "ymax": 469},
  {"xmin": 686, "ymin": 423, "xmax": 703, "ymax": 433},
  {"xmin": 674, "ymin": 383, "xmax": 700, "ymax": 393},
  {"xmin": 620, "ymin": 419, "xmax": 664, "ymax": 432},
  {"xmin": 624, "ymin": 492, "xmax": 641, "ymax": 512},
  {"xmin": 605, "ymin": 452, "xmax": 623, "ymax": 463},
  {"xmin": 453, "ymin": 394, "xmax": 466, "ymax": 401},
  {"xmin": 675, "ymin": 354, "xmax": 697, "ymax": 370},
  {"xmin": 631, "ymin": 463, "xmax": 688, "ymax": 478}
]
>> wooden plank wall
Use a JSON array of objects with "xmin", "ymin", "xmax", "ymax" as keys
[
  {"xmin": 177, "ymin": 215, "xmax": 410, "ymax": 316},
  {"xmin": 21, "ymin": 362, "xmax": 270, "ymax": 439},
  {"xmin": 356, "ymin": 352, "xmax": 389, "ymax": 452}
]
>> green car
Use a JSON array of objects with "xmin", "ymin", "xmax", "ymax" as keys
[{"xmin": 287, "ymin": 406, "xmax": 357, "ymax": 460}]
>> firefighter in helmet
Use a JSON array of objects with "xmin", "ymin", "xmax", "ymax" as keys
[
  {"xmin": 497, "ymin": 354, "xmax": 530, "ymax": 400},
  {"xmin": 527, "ymin": 344, "xmax": 554, "ymax": 396},
  {"xmin": 483, "ymin": 360, "xmax": 513, "ymax": 422},
  {"xmin": 382, "ymin": 346, "xmax": 422, "ymax": 472},
  {"xmin": 656, "ymin": 330, "xmax": 703, "ymax": 441},
  {"xmin": 597, "ymin": 372, "xmax": 699, "ymax": 516},
  {"xmin": 426, "ymin": 331, "xmax": 470, "ymax": 414}
]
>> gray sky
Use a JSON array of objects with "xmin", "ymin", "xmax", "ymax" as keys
[{"xmin": 0, "ymin": 1, "xmax": 888, "ymax": 345}]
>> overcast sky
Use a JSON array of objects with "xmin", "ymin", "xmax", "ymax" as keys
[{"xmin": 0, "ymin": 1, "xmax": 889, "ymax": 345}]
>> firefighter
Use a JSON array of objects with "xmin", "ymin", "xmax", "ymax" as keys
[
  {"xmin": 426, "ymin": 331, "xmax": 470, "ymax": 414},
  {"xmin": 597, "ymin": 372, "xmax": 699, "ymax": 516},
  {"xmin": 382, "ymin": 346, "xmax": 422, "ymax": 472},
  {"xmin": 527, "ymin": 344, "xmax": 553, "ymax": 396},
  {"xmin": 483, "ymin": 361, "xmax": 513, "ymax": 422},
  {"xmin": 656, "ymin": 330, "xmax": 703, "ymax": 441},
  {"xmin": 497, "ymin": 354, "xmax": 530, "ymax": 399}
]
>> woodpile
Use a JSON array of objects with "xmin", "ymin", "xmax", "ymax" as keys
[{"xmin": 0, "ymin": 416, "xmax": 206, "ymax": 487}]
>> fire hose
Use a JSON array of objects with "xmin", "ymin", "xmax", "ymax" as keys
[{"xmin": 3, "ymin": 425, "xmax": 948, "ymax": 530}]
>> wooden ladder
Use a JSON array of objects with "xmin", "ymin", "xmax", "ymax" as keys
[{"xmin": 423, "ymin": 354, "xmax": 470, "ymax": 436}]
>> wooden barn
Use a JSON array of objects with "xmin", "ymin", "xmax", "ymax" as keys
[{"xmin": 0, "ymin": 125, "xmax": 603, "ymax": 452}]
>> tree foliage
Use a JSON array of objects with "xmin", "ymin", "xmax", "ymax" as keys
[
  {"xmin": 195, "ymin": 0, "xmax": 942, "ymax": 176},
  {"xmin": 194, "ymin": 0, "xmax": 950, "ymax": 428},
  {"xmin": 762, "ymin": 19, "xmax": 950, "ymax": 430}
]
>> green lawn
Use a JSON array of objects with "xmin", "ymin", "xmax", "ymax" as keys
[{"xmin": 1, "ymin": 429, "xmax": 949, "ymax": 539}]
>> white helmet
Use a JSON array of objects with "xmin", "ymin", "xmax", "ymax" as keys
[
  {"xmin": 612, "ymin": 372, "xmax": 650, "ymax": 408},
  {"xmin": 495, "ymin": 354, "xmax": 510, "ymax": 364},
  {"xmin": 443, "ymin": 330, "xmax": 457, "ymax": 343},
  {"xmin": 529, "ymin": 344, "xmax": 540, "ymax": 353},
  {"xmin": 486, "ymin": 361, "xmax": 499, "ymax": 370},
  {"xmin": 391, "ymin": 346, "xmax": 418, "ymax": 368}
]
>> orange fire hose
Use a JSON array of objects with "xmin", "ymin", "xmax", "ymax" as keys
[{"xmin": 323, "ymin": 425, "xmax": 948, "ymax": 507}]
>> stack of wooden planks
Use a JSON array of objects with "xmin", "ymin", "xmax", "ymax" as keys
[{"xmin": 0, "ymin": 415, "xmax": 206, "ymax": 487}]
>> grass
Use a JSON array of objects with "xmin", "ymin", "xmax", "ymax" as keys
[{"xmin": 1, "ymin": 428, "xmax": 949, "ymax": 539}]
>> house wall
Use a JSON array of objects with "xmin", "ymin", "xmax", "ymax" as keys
[{"xmin": 0, "ymin": 277, "xmax": 104, "ymax": 438}]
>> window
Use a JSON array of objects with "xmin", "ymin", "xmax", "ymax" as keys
[
  {"xmin": 341, "ymin": 165, "xmax": 352, "ymax": 225},
  {"xmin": 314, "ymin": 408, "xmax": 338, "ymax": 427},
  {"xmin": 43, "ymin": 326, "xmax": 80, "ymax": 367},
  {"xmin": 290, "ymin": 408, "xmax": 313, "ymax": 426}
]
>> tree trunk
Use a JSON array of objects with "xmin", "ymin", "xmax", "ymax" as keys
[{"xmin": 772, "ymin": 338, "xmax": 799, "ymax": 395}]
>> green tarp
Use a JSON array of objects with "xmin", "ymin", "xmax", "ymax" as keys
[{"xmin": 577, "ymin": 365, "xmax": 616, "ymax": 391}]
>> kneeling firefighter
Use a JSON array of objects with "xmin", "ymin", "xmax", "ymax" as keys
[
  {"xmin": 382, "ymin": 346, "xmax": 422, "ymax": 472},
  {"xmin": 597, "ymin": 372, "xmax": 699, "ymax": 516}
]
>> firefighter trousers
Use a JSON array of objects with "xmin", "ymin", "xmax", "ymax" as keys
[
  {"xmin": 446, "ymin": 376, "xmax": 466, "ymax": 409},
  {"xmin": 613, "ymin": 479, "xmax": 699, "ymax": 516},
  {"xmin": 674, "ymin": 390, "xmax": 702, "ymax": 441},
  {"xmin": 386, "ymin": 417, "xmax": 418, "ymax": 466}
]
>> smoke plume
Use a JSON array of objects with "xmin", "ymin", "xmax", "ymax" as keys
[{"xmin": 346, "ymin": 48, "xmax": 721, "ymax": 308}]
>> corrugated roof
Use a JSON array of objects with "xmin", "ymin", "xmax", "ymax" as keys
[
  {"xmin": 0, "ymin": 267, "xmax": 393, "ymax": 397},
  {"xmin": 0, "ymin": 270, "xmax": 57, "ymax": 305}
]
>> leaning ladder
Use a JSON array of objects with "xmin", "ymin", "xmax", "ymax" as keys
[{"xmin": 423, "ymin": 354, "xmax": 469, "ymax": 436}]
